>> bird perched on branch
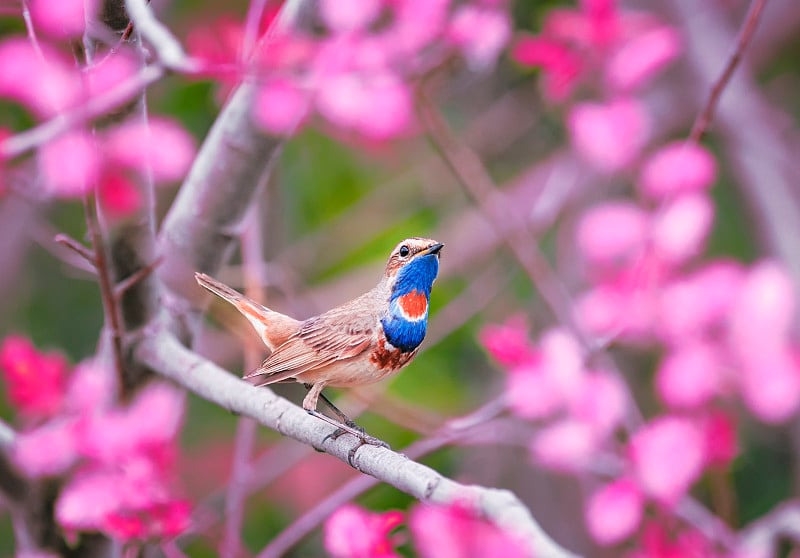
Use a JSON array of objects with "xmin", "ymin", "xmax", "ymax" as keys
[{"xmin": 195, "ymin": 237, "xmax": 444, "ymax": 447}]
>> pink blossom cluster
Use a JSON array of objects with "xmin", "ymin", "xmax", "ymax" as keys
[
  {"xmin": 190, "ymin": 0, "xmax": 511, "ymax": 140},
  {"xmin": 0, "ymin": 37, "xmax": 195, "ymax": 215},
  {"xmin": 323, "ymin": 501, "xmax": 530, "ymax": 558},
  {"xmin": 0, "ymin": 336, "xmax": 191, "ymax": 541},
  {"xmin": 482, "ymin": 0, "xmax": 800, "ymax": 553}
]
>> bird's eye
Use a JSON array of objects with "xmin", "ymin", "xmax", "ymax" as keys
[{"xmin": 399, "ymin": 245, "xmax": 410, "ymax": 257}]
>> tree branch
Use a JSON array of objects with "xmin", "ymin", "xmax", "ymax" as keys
[{"xmin": 134, "ymin": 331, "xmax": 578, "ymax": 558}]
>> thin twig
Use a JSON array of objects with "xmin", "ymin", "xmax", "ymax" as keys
[
  {"xmin": 54, "ymin": 233, "xmax": 97, "ymax": 268},
  {"xmin": 688, "ymin": 0, "xmax": 769, "ymax": 142},
  {"xmin": 112, "ymin": 255, "xmax": 163, "ymax": 300},
  {"xmin": 83, "ymin": 191, "xmax": 127, "ymax": 392}
]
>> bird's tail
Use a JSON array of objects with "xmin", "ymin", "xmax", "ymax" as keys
[{"xmin": 195, "ymin": 272, "xmax": 300, "ymax": 350}]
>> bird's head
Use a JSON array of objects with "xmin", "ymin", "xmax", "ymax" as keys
[{"xmin": 383, "ymin": 237, "xmax": 443, "ymax": 293}]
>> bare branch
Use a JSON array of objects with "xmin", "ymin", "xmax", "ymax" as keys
[
  {"xmin": 135, "ymin": 331, "xmax": 578, "ymax": 558},
  {"xmin": 124, "ymin": 0, "xmax": 199, "ymax": 72},
  {"xmin": 54, "ymin": 233, "xmax": 97, "ymax": 268},
  {"xmin": 688, "ymin": 0, "xmax": 769, "ymax": 143}
]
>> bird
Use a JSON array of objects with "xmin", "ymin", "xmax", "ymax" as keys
[{"xmin": 195, "ymin": 237, "xmax": 444, "ymax": 447}]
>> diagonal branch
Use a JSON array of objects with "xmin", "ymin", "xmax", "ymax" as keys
[{"xmin": 134, "ymin": 330, "xmax": 579, "ymax": 558}]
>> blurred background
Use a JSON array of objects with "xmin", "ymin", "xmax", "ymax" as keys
[{"xmin": 2, "ymin": 0, "xmax": 800, "ymax": 556}]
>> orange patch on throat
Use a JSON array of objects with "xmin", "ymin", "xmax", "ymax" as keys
[{"xmin": 398, "ymin": 290, "xmax": 428, "ymax": 319}]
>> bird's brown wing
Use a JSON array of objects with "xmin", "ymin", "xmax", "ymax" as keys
[{"xmin": 244, "ymin": 299, "xmax": 378, "ymax": 386}]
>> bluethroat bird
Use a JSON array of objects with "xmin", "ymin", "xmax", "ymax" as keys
[{"xmin": 196, "ymin": 237, "xmax": 443, "ymax": 447}]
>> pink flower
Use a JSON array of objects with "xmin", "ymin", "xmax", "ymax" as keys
[
  {"xmin": 568, "ymin": 98, "xmax": 650, "ymax": 172},
  {"xmin": 650, "ymin": 194, "xmax": 713, "ymax": 264},
  {"xmin": 539, "ymin": 328, "xmax": 585, "ymax": 401},
  {"xmin": 255, "ymin": 79, "xmax": 310, "ymax": 135},
  {"xmin": 606, "ymin": 26, "xmax": 681, "ymax": 91},
  {"xmin": 700, "ymin": 411, "xmax": 738, "ymax": 468},
  {"xmin": 506, "ymin": 363, "xmax": 563, "ymax": 420},
  {"xmin": 479, "ymin": 316, "xmax": 536, "ymax": 368},
  {"xmin": 99, "ymin": 173, "xmax": 143, "ymax": 219},
  {"xmin": 569, "ymin": 370, "xmax": 627, "ymax": 436},
  {"xmin": 531, "ymin": 419, "xmax": 597, "ymax": 471},
  {"xmin": 316, "ymin": 73, "xmax": 413, "ymax": 139},
  {"xmin": 738, "ymin": 347, "xmax": 800, "ymax": 424},
  {"xmin": 79, "ymin": 382, "xmax": 185, "ymax": 464},
  {"xmin": 657, "ymin": 261, "xmax": 744, "ymax": 344},
  {"xmin": 12, "ymin": 419, "xmax": 79, "ymax": 476},
  {"xmin": 105, "ymin": 118, "xmax": 195, "ymax": 183},
  {"xmin": 585, "ymin": 478, "xmax": 643, "ymax": 545},
  {"xmin": 575, "ymin": 279, "xmax": 658, "ymax": 342},
  {"xmin": 629, "ymin": 416, "xmax": 705, "ymax": 505},
  {"xmin": 56, "ymin": 466, "xmax": 190, "ymax": 541},
  {"xmin": 729, "ymin": 261, "xmax": 795, "ymax": 359},
  {"xmin": 0, "ymin": 335, "xmax": 67, "ymax": 418},
  {"xmin": 512, "ymin": 36, "xmax": 582, "ymax": 101},
  {"xmin": 83, "ymin": 50, "xmax": 138, "ymax": 101},
  {"xmin": 29, "ymin": 0, "xmax": 98, "ymax": 38},
  {"xmin": 321, "ymin": 0, "xmax": 382, "ymax": 33},
  {"xmin": 576, "ymin": 201, "xmax": 649, "ymax": 269},
  {"xmin": 448, "ymin": 6, "xmax": 511, "ymax": 70},
  {"xmin": 324, "ymin": 504, "xmax": 403, "ymax": 558},
  {"xmin": 0, "ymin": 39, "xmax": 80, "ymax": 115},
  {"xmin": 655, "ymin": 342, "xmax": 723, "ymax": 409},
  {"xmin": 409, "ymin": 502, "xmax": 530, "ymax": 558},
  {"xmin": 639, "ymin": 142, "xmax": 717, "ymax": 199},
  {"xmin": 65, "ymin": 359, "xmax": 115, "ymax": 412},
  {"xmin": 40, "ymin": 130, "xmax": 100, "ymax": 197}
]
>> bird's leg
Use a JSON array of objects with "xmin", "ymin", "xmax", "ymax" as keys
[{"xmin": 302, "ymin": 383, "xmax": 389, "ymax": 449}]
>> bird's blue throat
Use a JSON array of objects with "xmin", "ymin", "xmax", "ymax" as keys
[{"xmin": 381, "ymin": 254, "xmax": 439, "ymax": 353}]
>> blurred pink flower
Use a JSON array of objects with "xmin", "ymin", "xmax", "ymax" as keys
[
  {"xmin": 657, "ymin": 261, "xmax": 744, "ymax": 344},
  {"xmin": 105, "ymin": 118, "xmax": 195, "ymax": 183},
  {"xmin": 506, "ymin": 363, "xmax": 562, "ymax": 420},
  {"xmin": 585, "ymin": 478, "xmax": 643, "ymax": 545},
  {"xmin": 255, "ymin": 79, "xmax": 310, "ymax": 135},
  {"xmin": 512, "ymin": 36, "xmax": 583, "ymax": 101},
  {"xmin": 448, "ymin": 6, "xmax": 511, "ymax": 70},
  {"xmin": 568, "ymin": 98, "xmax": 650, "ymax": 172},
  {"xmin": 575, "ymin": 278, "xmax": 658, "ymax": 342},
  {"xmin": 323, "ymin": 504, "xmax": 403, "ymax": 558},
  {"xmin": 29, "ymin": 0, "xmax": 98, "ymax": 38},
  {"xmin": 531, "ymin": 419, "xmax": 596, "ymax": 471},
  {"xmin": 650, "ymin": 194, "xmax": 713, "ymax": 264},
  {"xmin": 606, "ymin": 26, "xmax": 681, "ymax": 91},
  {"xmin": 576, "ymin": 201, "xmax": 648, "ymax": 269},
  {"xmin": 318, "ymin": 73, "xmax": 413, "ymax": 140},
  {"xmin": 65, "ymin": 359, "xmax": 115, "ymax": 413},
  {"xmin": 409, "ymin": 502, "xmax": 530, "ymax": 558},
  {"xmin": 655, "ymin": 342, "xmax": 723, "ymax": 409},
  {"xmin": 539, "ymin": 328, "xmax": 585, "ymax": 401},
  {"xmin": 0, "ymin": 335, "xmax": 67, "ymax": 418},
  {"xmin": 479, "ymin": 315, "xmax": 536, "ymax": 368},
  {"xmin": 700, "ymin": 410, "xmax": 738, "ymax": 468},
  {"xmin": 738, "ymin": 347, "xmax": 800, "ymax": 424},
  {"xmin": 729, "ymin": 261, "xmax": 795, "ymax": 358},
  {"xmin": 321, "ymin": 0, "xmax": 382, "ymax": 33},
  {"xmin": 39, "ymin": 130, "xmax": 100, "ymax": 196},
  {"xmin": 629, "ymin": 416, "xmax": 704, "ymax": 505},
  {"xmin": 99, "ymin": 172, "xmax": 143, "ymax": 219},
  {"xmin": 56, "ymin": 465, "xmax": 190, "ymax": 540},
  {"xmin": 639, "ymin": 142, "xmax": 717, "ymax": 199},
  {"xmin": 12, "ymin": 419, "xmax": 79, "ymax": 476},
  {"xmin": 83, "ymin": 50, "xmax": 138, "ymax": 101},
  {"xmin": 629, "ymin": 521, "xmax": 720, "ymax": 558},
  {"xmin": 0, "ymin": 39, "xmax": 80, "ymax": 116},
  {"xmin": 79, "ymin": 382, "xmax": 184, "ymax": 464},
  {"xmin": 569, "ymin": 370, "xmax": 627, "ymax": 436}
]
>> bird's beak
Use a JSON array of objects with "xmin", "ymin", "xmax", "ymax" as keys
[{"xmin": 420, "ymin": 242, "xmax": 444, "ymax": 257}]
